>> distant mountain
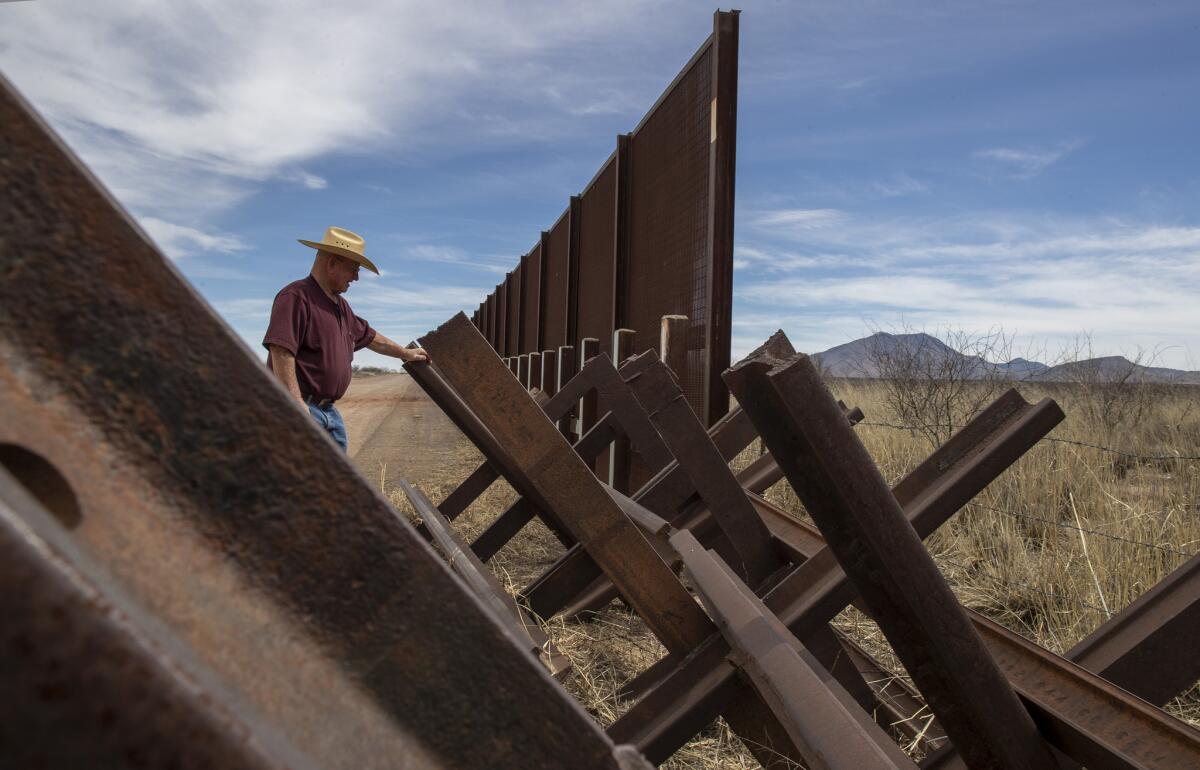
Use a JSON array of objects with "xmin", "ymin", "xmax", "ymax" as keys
[
  {"xmin": 811, "ymin": 334, "xmax": 1200, "ymax": 384},
  {"xmin": 1035, "ymin": 356, "xmax": 1200, "ymax": 385},
  {"xmin": 813, "ymin": 332, "xmax": 993, "ymax": 378}
]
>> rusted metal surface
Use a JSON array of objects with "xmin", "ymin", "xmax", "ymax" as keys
[
  {"xmin": 0, "ymin": 74, "xmax": 636, "ymax": 770},
  {"xmin": 406, "ymin": 358, "xmax": 578, "ymax": 549},
  {"xmin": 609, "ymin": 383, "xmax": 1065, "ymax": 763},
  {"xmin": 674, "ymin": 530, "xmax": 915, "ymax": 769},
  {"xmin": 1068, "ymin": 551, "xmax": 1200, "ymax": 704},
  {"xmin": 400, "ymin": 480, "xmax": 570, "ymax": 678},
  {"xmin": 623, "ymin": 352, "xmax": 780, "ymax": 585},
  {"xmin": 418, "ymin": 314, "xmax": 714, "ymax": 656},
  {"xmin": 723, "ymin": 350, "xmax": 1058, "ymax": 769},
  {"xmin": 521, "ymin": 396, "xmax": 766, "ymax": 621},
  {"xmin": 0, "ymin": 471, "xmax": 320, "ymax": 770}
]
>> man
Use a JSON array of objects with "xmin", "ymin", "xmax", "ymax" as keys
[{"xmin": 263, "ymin": 226, "xmax": 429, "ymax": 450}]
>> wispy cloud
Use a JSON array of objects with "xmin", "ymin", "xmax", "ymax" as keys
[
  {"xmin": 0, "ymin": 1, "xmax": 691, "ymax": 223},
  {"xmin": 973, "ymin": 141, "xmax": 1083, "ymax": 178},
  {"xmin": 403, "ymin": 244, "xmax": 510, "ymax": 274},
  {"xmin": 752, "ymin": 208, "xmax": 848, "ymax": 232},
  {"xmin": 734, "ymin": 210, "xmax": 1200, "ymax": 365},
  {"xmin": 139, "ymin": 217, "xmax": 249, "ymax": 260}
]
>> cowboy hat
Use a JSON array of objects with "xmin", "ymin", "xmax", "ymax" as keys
[{"xmin": 298, "ymin": 226, "xmax": 380, "ymax": 275}]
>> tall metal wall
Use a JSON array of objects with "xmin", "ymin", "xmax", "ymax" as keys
[{"xmin": 475, "ymin": 10, "xmax": 738, "ymax": 425}]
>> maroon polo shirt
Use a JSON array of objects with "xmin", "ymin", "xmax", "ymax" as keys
[{"xmin": 263, "ymin": 275, "xmax": 376, "ymax": 402}]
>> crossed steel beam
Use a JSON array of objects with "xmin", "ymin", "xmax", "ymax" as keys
[{"xmin": 412, "ymin": 314, "xmax": 1200, "ymax": 769}]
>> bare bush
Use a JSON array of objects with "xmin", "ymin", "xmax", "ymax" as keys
[
  {"xmin": 1048, "ymin": 333, "xmax": 1168, "ymax": 438},
  {"xmin": 863, "ymin": 325, "xmax": 1015, "ymax": 447}
]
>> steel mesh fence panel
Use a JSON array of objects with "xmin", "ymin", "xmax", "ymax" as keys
[
  {"xmin": 510, "ymin": 264, "xmax": 524, "ymax": 356},
  {"xmin": 576, "ymin": 158, "xmax": 617, "ymax": 358},
  {"xmin": 485, "ymin": 293, "xmax": 495, "ymax": 349},
  {"xmin": 455, "ymin": 15, "xmax": 736, "ymax": 424},
  {"xmin": 626, "ymin": 46, "xmax": 713, "ymax": 418},
  {"xmin": 542, "ymin": 211, "xmax": 570, "ymax": 351},
  {"xmin": 521, "ymin": 245, "xmax": 542, "ymax": 354}
]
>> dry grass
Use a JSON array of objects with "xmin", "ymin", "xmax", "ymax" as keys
[{"xmin": 388, "ymin": 378, "xmax": 1200, "ymax": 767}]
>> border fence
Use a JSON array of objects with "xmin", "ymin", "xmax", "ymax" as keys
[
  {"xmin": 5, "ymin": 9, "xmax": 1200, "ymax": 770},
  {"xmin": 469, "ymin": 10, "xmax": 739, "ymax": 429}
]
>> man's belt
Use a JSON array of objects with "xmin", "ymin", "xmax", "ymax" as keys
[{"xmin": 304, "ymin": 395, "xmax": 335, "ymax": 408}]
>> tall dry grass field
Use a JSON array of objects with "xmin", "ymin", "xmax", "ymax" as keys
[{"xmin": 390, "ymin": 377, "xmax": 1200, "ymax": 768}]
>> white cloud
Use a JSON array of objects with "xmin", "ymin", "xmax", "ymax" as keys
[
  {"xmin": 735, "ymin": 211, "xmax": 1200, "ymax": 368},
  {"xmin": 0, "ymin": 0, "xmax": 691, "ymax": 223},
  {"xmin": 213, "ymin": 298, "xmax": 274, "ymax": 322},
  {"xmin": 139, "ymin": 217, "xmax": 249, "ymax": 259},
  {"xmin": 752, "ymin": 208, "xmax": 848, "ymax": 232},
  {"xmin": 973, "ymin": 141, "xmax": 1082, "ymax": 178}
]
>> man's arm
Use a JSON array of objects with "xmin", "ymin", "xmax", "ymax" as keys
[
  {"xmin": 268, "ymin": 344, "xmax": 306, "ymax": 404},
  {"xmin": 367, "ymin": 332, "xmax": 430, "ymax": 363}
]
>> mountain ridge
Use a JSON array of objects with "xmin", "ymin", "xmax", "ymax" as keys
[{"xmin": 810, "ymin": 332, "xmax": 1200, "ymax": 384}]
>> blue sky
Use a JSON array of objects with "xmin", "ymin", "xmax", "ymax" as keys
[{"xmin": 3, "ymin": 1, "xmax": 1199, "ymax": 369}]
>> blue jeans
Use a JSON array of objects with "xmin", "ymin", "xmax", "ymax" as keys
[{"xmin": 307, "ymin": 400, "xmax": 348, "ymax": 451}]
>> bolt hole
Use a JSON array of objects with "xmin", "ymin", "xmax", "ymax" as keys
[{"xmin": 0, "ymin": 443, "xmax": 82, "ymax": 529}]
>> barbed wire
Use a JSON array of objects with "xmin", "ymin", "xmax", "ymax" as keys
[
  {"xmin": 859, "ymin": 420, "xmax": 1200, "ymax": 462},
  {"xmin": 937, "ymin": 556, "xmax": 1112, "ymax": 614},
  {"xmin": 966, "ymin": 501, "xmax": 1198, "ymax": 559}
]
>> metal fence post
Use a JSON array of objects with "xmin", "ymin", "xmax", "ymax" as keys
[
  {"xmin": 660, "ymin": 315, "xmax": 689, "ymax": 391},
  {"xmin": 609, "ymin": 329, "xmax": 636, "ymax": 492}
]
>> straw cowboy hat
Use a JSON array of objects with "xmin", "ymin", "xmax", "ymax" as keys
[{"xmin": 298, "ymin": 226, "xmax": 380, "ymax": 275}]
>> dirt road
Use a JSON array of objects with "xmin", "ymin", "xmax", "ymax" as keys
[{"xmin": 337, "ymin": 372, "xmax": 465, "ymax": 491}]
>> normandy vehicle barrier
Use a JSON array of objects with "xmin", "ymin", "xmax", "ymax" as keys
[{"xmin": 5, "ymin": 7, "xmax": 1200, "ymax": 769}]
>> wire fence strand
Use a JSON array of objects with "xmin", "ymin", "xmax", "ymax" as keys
[
  {"xmin": 860, "ymin": 420, "xmax": 1200, "ymax": 462},
  {"xmin": 967, "ymin": 501, "xmax": 1198, "ymax": 559},
  {"xmin": 937, "ymin": 556, "xmax": 1113, "ymax": 614}
]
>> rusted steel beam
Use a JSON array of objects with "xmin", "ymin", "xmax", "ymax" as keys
[
  {"xmin": 924, "ymin": 551, "xmax": 1200, "ymax": 770},
  {"xmin": 609, "ymin": 387, "xmax": 1064, "ymax": 763},
  {"xmin": 674, "ymin": 531, "xmax": 915, "ymax": 769},
  {"xmin": 419, "ymin": 314, "xmax": 714, "ymax": 656},
  {"xmin": 0, "ymin": 472, "xmax": 320, "ymax": 770},
  {"xmin": 552, "ymin": 400, "xmax": 863, "ymax": 628},
  {"xmin": 1068, "ymin": 551, "xmax": 1200, "ymax": 705},
  {"xmin": 437, "ymin": 460, "xmax": 499, "ymax": 519},
  {"xmin": 406, "ymin": 360, "xmax": 578, "ymax": 549},
  {"xmin": 830, "ymin": 630, "xmax": 948, "ymax": 752},
  {"xmin": 400, "ymin": 480, "xmax": 570, "ymax": 678},
  {"xmin": 471, "ymin": 413, "xmax": 622, "ymax": 563},
  {"xmin": 470, "ymin": 496, "xmax": 537, "ymax": 563},
  {"xmin": 521, "ymin": 399, "xmax": 763, "ymax": 620},
  {"xmin": 623, "ymin": 352, "xmax": 781, "ymax": 586},
  {"xmin": 617, "ymin": 508, "xmax": 1200, "ymax": 769},
  {"xmin": 723, "ymin": 350, "xmax": 1057, "ymax": 769},
  {"xmin": 0, "ymin": 75, "xmax": 639, "ymax": 770},
  {"xmin": 437, "ymin": 353, "xmax": 663, "ymax": 569}
]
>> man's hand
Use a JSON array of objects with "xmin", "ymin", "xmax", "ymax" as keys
[
  {"xmin": 400, "ymin": 346, "xmax": 429, "ymax": 363},
  {"xmin": 368, "ymin": 332, "xmax": 431, "ymax": 363}
]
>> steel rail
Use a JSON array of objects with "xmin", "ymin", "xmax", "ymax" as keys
[{"xmin": 673, "ymin": 530, "xmax": 915, "ymax": 769}]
